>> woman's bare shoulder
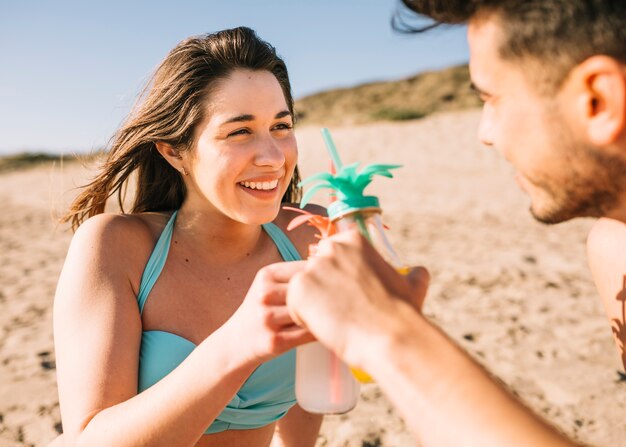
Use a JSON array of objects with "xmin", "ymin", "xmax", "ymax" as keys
[
  {"xmin": 69, "ymin": 212, "xmax": 172, "ymax": 274},
  {"xmin": 74, "ymin": 212, "xmax": 168, "ymax": 246},
  {"xmin": 72, "ymin": 213, "xmax": 149, "ymax": 249},
  {"xmin": 57, "ymin": 212, "xmax": 174, "ymax": 306}
]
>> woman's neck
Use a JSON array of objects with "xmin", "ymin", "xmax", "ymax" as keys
[{"xmin": 174, "ymin": 203, "xmax": 267, "ymax": 265}]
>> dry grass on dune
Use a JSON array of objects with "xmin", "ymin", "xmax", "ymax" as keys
[
  {"xmin": 0, "ymin": 154, "xmax": 63, "ymax": 174},
  {"xmin": 295, "ymin": 64, "xmax": 481, "ymax": 127}
]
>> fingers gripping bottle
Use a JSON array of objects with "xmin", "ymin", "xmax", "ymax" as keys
[
  {"xmin": 284, "ymin": 207, "xmax": 361, "ymax": 414},
  {"xmin": 299, "ymin": 128, "xmax": 406, "ymax": 384}
]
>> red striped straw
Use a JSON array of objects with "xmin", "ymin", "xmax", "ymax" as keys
[
  {"xmin": 330, "ymin": 351, "xmax": 344, "ymax": 406},
  {"xmin": 329, "ymin": 159, "xmax": 337, "ymax": 204},
  {"xmin": 327, "ymin": 158, "xmax": 343, "ymax": 406}
]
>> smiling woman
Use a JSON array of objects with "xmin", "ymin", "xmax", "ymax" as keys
[
  {"xmin": 170, "ymin": 69, "xmax": 299, "ymax": 226},
  {"xmin": 51, "ymin": 27, "xmax": 324, "ymax": 447}
]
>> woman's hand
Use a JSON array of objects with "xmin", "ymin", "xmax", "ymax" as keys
[{"xmin": 221, "ymin": 263, "xmax": 316, "ymax": 365}]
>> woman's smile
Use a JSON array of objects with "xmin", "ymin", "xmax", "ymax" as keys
[{"xmin": 237, "ymin": 176, "xmax": 282, "ymax": 200}]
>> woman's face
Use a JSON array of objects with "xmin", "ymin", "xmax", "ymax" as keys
[{"xmin": 184, "ymin": 69, "xmax": 297, "ymax": 225}]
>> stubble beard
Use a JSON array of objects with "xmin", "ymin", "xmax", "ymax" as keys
[{"xmin": 529, "ymin": 118, "xmax": 626, "ymax": 225}]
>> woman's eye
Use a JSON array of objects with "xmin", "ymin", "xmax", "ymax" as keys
[
  {"xmin": 273, "ymin": 122, "xmax": 293, "ymax": 131},
  {"xmin": 228, "ymin": 128, "xmax": 251, "ymax": 137}
]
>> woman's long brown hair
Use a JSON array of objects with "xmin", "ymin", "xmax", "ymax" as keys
[{"xmin": 63, "ymin": 27, "xmax": 301, "ymax": 231}]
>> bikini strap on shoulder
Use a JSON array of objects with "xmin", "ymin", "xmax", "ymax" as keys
[
  {"xmin": 262, "ymin": 222, "xmax": 302, "ymax": 262},
  {"xmin": 136, "ymin": 210, "xmax": 178, "ymax": 313}
]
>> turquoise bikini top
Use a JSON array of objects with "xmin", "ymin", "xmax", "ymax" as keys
[{"xmin": 136, "ymin": 210, "xmax": 302, "ymax": 434}]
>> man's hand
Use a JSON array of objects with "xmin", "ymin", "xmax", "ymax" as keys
[{"xmin": 285, "ymin": 229, "xmax": 430, "ymax": 368}]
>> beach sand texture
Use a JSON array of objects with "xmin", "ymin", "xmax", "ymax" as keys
[{"xmin": 1, "ymin": 110, "xmax": 625, "ymax": 446}]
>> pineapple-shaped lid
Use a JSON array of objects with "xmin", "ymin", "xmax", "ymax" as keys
[
  {"xmin": 283, "ymin": 206, "xmax": 336, "ymax": 239},
  {"xmin": 300, "ymin": 128, "xmax": 401, "ymax": 221}
]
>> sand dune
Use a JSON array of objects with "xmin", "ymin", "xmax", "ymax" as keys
[{"xmin": 1, "ymin": 110, "xmax": 624, "ymax": 446}]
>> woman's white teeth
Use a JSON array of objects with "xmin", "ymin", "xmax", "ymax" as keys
[{"xmin": 241, "ymin": 180, "xmax": 278, "ymax": 190}]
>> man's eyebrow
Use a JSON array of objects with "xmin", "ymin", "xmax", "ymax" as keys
[{"xmin": 470, "ymin": 82, "xmax": 489, "ymax": 96}]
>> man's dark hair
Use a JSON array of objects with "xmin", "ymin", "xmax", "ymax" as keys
[{"xmin": 394, "ymin": 1, "xmax": 626, "ymax": 92}]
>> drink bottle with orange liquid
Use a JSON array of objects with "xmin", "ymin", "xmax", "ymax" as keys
[
  {"xmin": 294, "ymin": 127, "xmax": 406, "ymax": 404},
  {"xmin": 285, "ymin": 206, "xmax": 360, "ymax": 414}
]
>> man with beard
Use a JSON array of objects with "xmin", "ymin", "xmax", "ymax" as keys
[{"xmin": 267, "ymin": 1, "xmax": 626, "ymax": 446}]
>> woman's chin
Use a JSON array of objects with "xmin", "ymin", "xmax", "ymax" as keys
[{"xmin": 237, "ymin": 206, "xmax": 281, "ymax": 226}]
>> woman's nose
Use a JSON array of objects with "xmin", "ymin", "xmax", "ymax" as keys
[{"xmin": 254, "ymin": 134, "xmax": 285, "ymax": 168}]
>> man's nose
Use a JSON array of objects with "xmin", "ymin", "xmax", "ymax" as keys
[{"xmin": 478, "ymin": 111, "xmax": 495, "ymax": 147}]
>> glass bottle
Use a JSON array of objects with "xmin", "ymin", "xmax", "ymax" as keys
[
  {"xmin": 327, "ymin": 196, "xmax": 406, "ymax": 383},
  {"xmin": 294, "ymin": 127, "xmax": 404, "ymax": 404},
  {"xmin": 285, "ymin": 207, "xmax": 360, "ymax": 414},
  {"xmin": 328, "ymin": 196, "xmax": 403, "ymax": 269}
]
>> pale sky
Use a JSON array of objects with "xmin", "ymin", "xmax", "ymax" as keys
[{"xmin": 0, "ymin": 0, "xmax": 468, "ymax": 155}]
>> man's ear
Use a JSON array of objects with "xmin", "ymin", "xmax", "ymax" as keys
[
  {"xmin": 570, "ymin": 56, "xmax": 626, "ymax": 147},
  {"xmin": 155, "ymin": 141, "xmax": 187, "ymax": 174}
]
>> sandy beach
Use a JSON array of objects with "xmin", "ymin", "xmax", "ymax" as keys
[{"xmin": 1, "ymin": 109, "xmax": 625, "ymax": 446}]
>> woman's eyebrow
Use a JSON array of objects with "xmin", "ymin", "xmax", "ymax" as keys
[
  {"xmin": 221, "ymin": 114, "xmax": 254, "ymax": 125},
  {"xmin": 220, "ymin": 110, "xmax": 291, "ymax": 126}
]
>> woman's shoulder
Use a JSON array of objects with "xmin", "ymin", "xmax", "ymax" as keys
[
  {"xmin": 70, "ymin": 211, "xmax": 173, "ymax": 265},
  {"xmin": 74, "ymin": 212, "xmax": 167, "ymax": 243},
  {"xmin": 65, "ymin": 212, "xmax": 174, "ymax": 291},
  {"xmin": 272, "ymin": 203, "xmax": 327, "ymax": 258}
]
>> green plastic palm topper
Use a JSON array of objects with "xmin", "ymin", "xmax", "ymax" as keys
[{"xmin": 300, "ymin": 128, "xmax": 402, "ymax": 222}]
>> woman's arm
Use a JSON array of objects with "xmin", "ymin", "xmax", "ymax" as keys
[
  {"xmin": 587, "ymin": 217, "xmax": 626, "ymax": 370},
  {"xmin": 55, "ymin": 215, "xmax": 310, "ymax": 447}
]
